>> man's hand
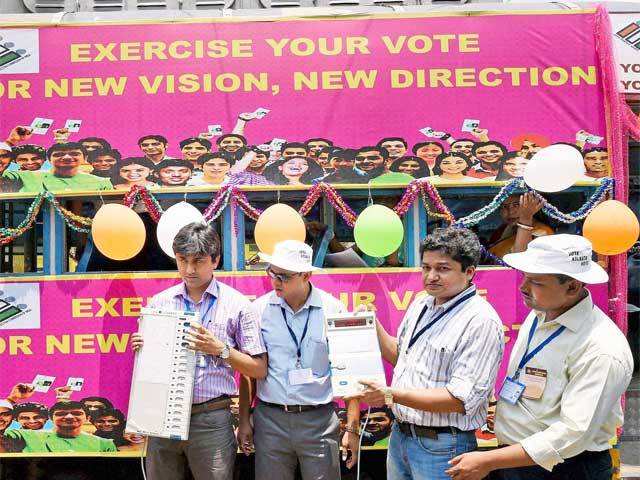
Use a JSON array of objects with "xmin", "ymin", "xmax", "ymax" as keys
[
  {"xmin": 53, "ymin": 128, "xmax": 71, "ymax": 144},
  {"xmin": 237, "ymin": 420, "xmax": 255, "ymax": 455},
  {"xmin": 341, "ymin": 431, "xmax": 360, "ymax": 469},
  {"xmin": 198, "ymin": 132, "xmax": 215, "ymax": 140},
  {"xmin": 471, "ymin": 128, "xmax": 490, "ymax": 142},
  {"xmin": 518, "ymin": 192, "xmax": 544, "ymax": 225},
  {"xmin": 357, "ymin": 380, "xmax": 388, "ymax": 408},
  {"xmin": 238, "ymin": 112, "xmax": 257, "ymax": 122},
  {"xmin": 7, "ymin": 383, "xmax": 35, "ymax": 404},
  {"xmin": 445, "ymin": 451, "xmax": 492, "ymax": 479},
  {"xmin": 186, "ymin": 324, "xmax": 225, "ymax": 356},
  {"xmin": 6, "ymin": 126, "xmax": 33, "ymax": 146},
  {"xmin": 130, "ymin": 333, "xmax": 144, "ymax": 352},
  {"xmin": 55, "ymin": 386, "xmax": 73, "ymax": 401}
]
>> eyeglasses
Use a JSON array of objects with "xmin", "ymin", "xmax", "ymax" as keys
[{"xmin": 266, "ymin": 266, "xmax": 300, "ymax": 283}]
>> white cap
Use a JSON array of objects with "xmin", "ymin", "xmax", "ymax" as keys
[
  {"xmin": 504, "ymin": 234, "xmax": 608, "ymax": 284},
  {"xmin": 0, "ymin": 399, "xmax": 13, "ymax": 411},
  {"xmin": 259, "ymin": 240, "xmax": 320, "ymax": 273},
  {"xmin": 0, "ymin": 142, "xmax": 12, "ymax": 152}
]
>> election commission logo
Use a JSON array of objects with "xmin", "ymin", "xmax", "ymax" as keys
[
  {"xmin": 0, "ymin": 283, "xmax": 41, "ymax": 330},
  {"xmin": 0, "ymin": 29, "xmax": 39, "ymax": 74},
  {"xmin": 616, "ymin": 20, "xmax": 640, "ymax": 51}
]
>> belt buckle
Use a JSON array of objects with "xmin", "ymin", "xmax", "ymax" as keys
[{"xmin": 284, "ymin": 405, "xmax": 302, "ymax": 413}]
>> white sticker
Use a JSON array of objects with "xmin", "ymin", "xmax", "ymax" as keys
[
  {"xmin": 30, "ymin": 117, "xmax": 53, "ymax": 135},
  {"xmin": 419, "ymin": 127, "xmax": 435, "ymax": 137},
  {"xmin": 207, "ymin": 124, "xmax": 223, "ymax": 136},
  {"xmin": 269, "ymin": 138, "xmax": 287, "ymax": 151},
  {"xmin": 462, "ymin": 119, "xmax": 480, "ymax": 133},
  {"xmin": 32, "ymin": 374, "xmax": 56, "ymax": 393},
  {"xmin": 64, "ymin": 119, "xmax": 82, "ymax": 133},
  {"xmin": 254, "ymin": 107, "xmax": 270, "ymax": 119},
  {"xmin": 66, "ymin": 377, "xmax": 85, "ymax": 391},
  {"xmin": 586, "ymin": 134, "xmax": 603, "ymax": 145}
]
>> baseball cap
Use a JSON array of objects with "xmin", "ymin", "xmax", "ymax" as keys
[
  {"xmin": 503, "ymin": 234, "xmax": 608, "ymax": 284},
  {"xmin": 259, "ymin": 240, "xmax": 320, "ymax": 273}
]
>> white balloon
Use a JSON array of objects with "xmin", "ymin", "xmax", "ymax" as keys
[
  {"xmin": 524, "ymin": 144, "xmax": 586, "ymax": 193},
  {"xmin": 156, "ymin": 202, "xmax": 205, "ymax": 258}
]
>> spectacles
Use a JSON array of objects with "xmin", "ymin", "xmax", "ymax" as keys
[{"xmin": 266, "ymin": 266, "xmax": 300, "ymax": 283}]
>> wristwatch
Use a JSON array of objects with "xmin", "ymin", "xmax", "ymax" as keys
[
  {"xmin": 219, "ymin": 343, "xmax": 230, "ymax": 360},
  {"xmin": 383, "ymin": 387, "xmax": 394, "ymax": 407}
]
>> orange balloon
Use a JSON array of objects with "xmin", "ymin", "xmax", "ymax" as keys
[
  {"xmin": 254, "ymin": 204, "xmax": 306, "ymax": 255},
  {"xmin": 91, "ymin": 204, "xmax": 146, "ymax": 260},
  {"xmin": 583, "ymin": 200, "xmax": 639, "ymax": 255}
]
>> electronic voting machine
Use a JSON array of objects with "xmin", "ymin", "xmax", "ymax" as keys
[{"xmin": 325, "ymin": 311, "xmax": 386, "ymax": 397}]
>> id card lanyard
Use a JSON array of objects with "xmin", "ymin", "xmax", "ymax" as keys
[
  {"xmin": 406, "ymin": 289, "xmax": 476, "ymax": 351},
  {"xmin": 281, "ymin": 306, "xmax": 312, "ymax": 369},
  {"xmin": 184, "ymin": 295, "xmax": 217, "ymax": 369},
  {"xmin": 513, "ymin": 317, "xmax": 566, "ymax": 381}
]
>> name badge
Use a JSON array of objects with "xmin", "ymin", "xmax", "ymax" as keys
[
  {"xmin": 522, "ymin": 367, "xmax": 547, "ymax": 399},
  {"xmin": 499, "ymin": 377, "xmax": 525, "ymax": 405},
  {"xmin": 288, "ymin": 368, "xmax": 314, "ymax": 386}
]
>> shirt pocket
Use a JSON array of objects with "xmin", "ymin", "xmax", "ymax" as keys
[
  {"xmin": 308, "ymin": 339, "xmax": 330, "ymax": 376},
  {"xmin": 410, "ymin": 340, "xmax": 454, "ymax": 384}
]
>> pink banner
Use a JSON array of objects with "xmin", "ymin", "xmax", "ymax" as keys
[
  {"xmin": 0, "ymin": 269, "xmax": 607, "ymax": 456},
  {"xmin": 0, "ymin": 11, "xmax": 608, "ymax": 192}
]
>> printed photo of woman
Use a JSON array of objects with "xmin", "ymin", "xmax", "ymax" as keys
[
  {"xmin": 264, "ymin": 156, "xmax": 324, "ymax": 185},
  {"xmin": 111, "ymin": 157, "xmax": 157, "ymax": 190},
  {"xmin": 430, "ymin": 152, "xmax": 476, "ymax": 183},
  {"xmin": 389, "ymin": 156, "xmax": 431, "ymax": 178}
]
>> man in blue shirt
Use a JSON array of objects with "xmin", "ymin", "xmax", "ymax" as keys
[{"xmin": 238, "ymin": 240, "xmax": 361, "ymax": 479}]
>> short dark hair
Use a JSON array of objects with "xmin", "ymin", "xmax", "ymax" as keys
[
  {"xmin": 179, "ymin": 137, "xmax": 211, "ymax": 151},
  {"xmin": 47, "ymin": 142, "xmax": 88, "ymax": 161},
  {"xmin": 356, "ymin": 146, "xmax": 389, "ymax": 159},
  {"xmin": 329, "ymin": 148, "xmax": 355, "ymax": 162},
  {"xmin": 583, "ymin": 146, "xmax": 608, "ymax": 156},
  {"xmin": 420, "ymin": 227, "xmax": 481, "ymax": 270},
  {"xmin": 137, "ymin": 135, "xmax": 168, "ymax": 146},
  {"xmin": 156, "ymin": 159, "xmax": 194, "ymax": 171},
  {"xmin": 305, "ymin": 138, "xmax": 333, "ymax": 146},
  {"xmin": 14, "ymin": 402, "xmax": 48, "ymax": 419},
  {"xmin": 79, "ymin": 137, "xmax": 111, "ymax": 150},
  {"xmin": 88, "ymin": 148, "xmax": 121, "ymax": 163},
  {"xmin": 50, "ymin": 401, "xmax": 87, "ymax": 416},
  {"xmin": 472, "ymin": 141, "xmax": 507, "ymax": 157},
  {"xmin": 377, "ymin": 137, "xmax": 408, "ymax": 149},
  {"xmin": 81, "ymin": 397, "xmax": 113, "ymax": 409},
  {"xmin": 412, "ymin": 141, "xmax": 444, "ymax": 156},
  {"xmin": 197, "ymin": 151, "xmax": 236, "ymax": 167},
  {"xmin": 173, "ymin": 222, "xmax": 221, "ymax": 260},
  {"xmin": 216, "ymin": 134, "xmax": 247, "ymax": 146},
  {"xmin": 280, "ymin": 142, "xmax": 309, "ymax": 154},
  {"xmin": 451, "ymin": 139, "xmax": 474, "ymax": 147},
  {"xmin": 11, "ymin": 144, "xmax": 46, "ymax": 160}
]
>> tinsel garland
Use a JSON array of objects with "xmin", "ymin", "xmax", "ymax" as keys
[
  {"xmin": 0, "ymin": 193, "xmax": 47, "ymax": 244},
  {"xmin": 394, "ymin": 179, "xmax": 455, "ymax": 223},
  {"xmin": 122, "ymin": 185, "xmax": 163, "ymax": 222},
  {"xmin": 299, "ymin": 183, "xmax": 358, "ymax": 227}
]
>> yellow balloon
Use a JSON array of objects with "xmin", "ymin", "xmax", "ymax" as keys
[
  {"xmin": 255, "ymin": 204, "xmax": 306, "ymax": 255},
  {"xmin": 91, "ymin": 204, "xmax": 146, "ymax": 260},
  {"xmin": 583, "ymin": 200, "xmax": 639, "ymax": 255}
]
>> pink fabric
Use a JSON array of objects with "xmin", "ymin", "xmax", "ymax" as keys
[
  {"xmin": 594, "ymin": 5, "xmax": 628, "ymax": 335},
  {"xmin": 625, "ymin": 103, "xmax": 640, "ymax": 141}
]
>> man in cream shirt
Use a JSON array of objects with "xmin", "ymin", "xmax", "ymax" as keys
[{"xmin": 446, "ymin": 234, "xmax": 633, "ymax": 480}]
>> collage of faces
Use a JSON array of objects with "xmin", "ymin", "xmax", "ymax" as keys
[{"xmin": 0, "ymin": 117, "xmax": 609, "ymax": 194}]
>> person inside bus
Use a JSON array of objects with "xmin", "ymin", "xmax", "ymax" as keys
[
  {"xmin": 412, "ymin": 141, "xmax": 444, "ymax": 175},
  {"xmin": 487, "ymin": 192, "xmax": 553, "ymax": 258},
  {"xmin": 429, "ymin": 152, "xmax": 476, "ymax": 183},
  {"xmin": 111, "ymin": 157, "xmax": 156, "ymax": 190},
  {"xmin": 389, "ymin": 155, "xmax": 431, "ymax": 178}
]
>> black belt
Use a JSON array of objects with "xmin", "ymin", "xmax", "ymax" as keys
[
  {"xmin": 260, "ymin": 400, "xmax": 332, "ymax": 413},
  {"xmin": 396, "ymin": 421, "xmax": 469, "ymax": 440}
]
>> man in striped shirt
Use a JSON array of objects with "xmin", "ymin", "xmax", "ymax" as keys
[
  {"xmin": 131, "ymin": 222, "xmax": 267, "ymax": 480},
  {"xmin": 355, "ymin": 227, "xmax": 504, "ymax": 480}
]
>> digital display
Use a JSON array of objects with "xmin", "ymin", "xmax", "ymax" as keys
[{"xmin": 333, "ymin": 318, "xmax": 368, "ymax": 328}]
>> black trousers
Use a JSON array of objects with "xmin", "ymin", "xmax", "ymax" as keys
[{"xmin": 489, "ymin": 450, "xmax": 612, "ymax": 480}]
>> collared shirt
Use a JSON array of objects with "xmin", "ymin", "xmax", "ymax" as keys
[
  {"xmin": 467, "ymin": 164, "xmax": 497, "ymax": 179},
  {"xmin": 148, "ymin": 278, "xmax": 265, "ymax": 404},
  {"xmin": 392, "ymin": 285, "xmax": 504, "ymax": 430},
  {"xmin": 495, "ymin": 293, "xmax": 633, "ymax": 472},
  {"xmin": 254, "ymin": 285, "xmax": 345, "ymax": 405}
]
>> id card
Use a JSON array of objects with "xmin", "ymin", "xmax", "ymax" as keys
[
  {"xmin": 64, "ymin": 119, "xmax": 82, "ymax": 133},
  {"xmin": 254, "ymin": 107, "xmax": 270, "ymax": 119},
  {"xmin": 32, "ymin": 374, "xmax": 56, "ymax": 393},
  {"xmin": 66, "ymin": 377, "xmax": 85, "ymax": 391},
  {"xmin": 288, "ymin": 368, "xmax": 313, "ymax": 386},
  {"xmin": 30, "ymin": 117, "xmax": 53, "ymax": 135},
  {"xmin": 521, "ymin": 367, "xmax": 547, "ymax": 399},
  {"xmin": 499, "ymin": 377, "xmax": 525, "ymax": 405},
  {"xmin": 462, "ymin": 119, "xmax": 480, "ymax": 132},
  {"xmin": 419, "ymin": 126, "xmax": 435, "ymax": 137},
  {"xmin": 207, "ymin": 124, "xmax": 223, "ymax": 136}
]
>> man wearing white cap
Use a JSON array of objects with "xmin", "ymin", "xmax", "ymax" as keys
[
  {"xmin": 238, "ymin": 240, "xmax": 361, "ymax": 479},
  {"xmin": 446, "ymin": 234, "xmax": 633, "ymax": 480}
]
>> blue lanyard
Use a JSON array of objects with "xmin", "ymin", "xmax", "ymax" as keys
[
  {"xmin": 515, "ymin": 317, "xmax": 566, "ymax": 378},
  {"xmin": 281, "ymin": 306, "xmax": 312, "ymax": 366},
  {"xmin": 184, "ymin": 294, "xmax": 216, "ymax": 327},
  {"xmin": 407, "ymin": 289, "xmax": 476, "ymax": 351}
]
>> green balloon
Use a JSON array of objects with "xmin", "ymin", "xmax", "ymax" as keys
[
  {"xmin": 354, "ymin": 205, "xmax": 404, "ymax": 257},
  {"xmin": 368, "ymin": 172, "xmax": 415, "ymax": 185}
]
